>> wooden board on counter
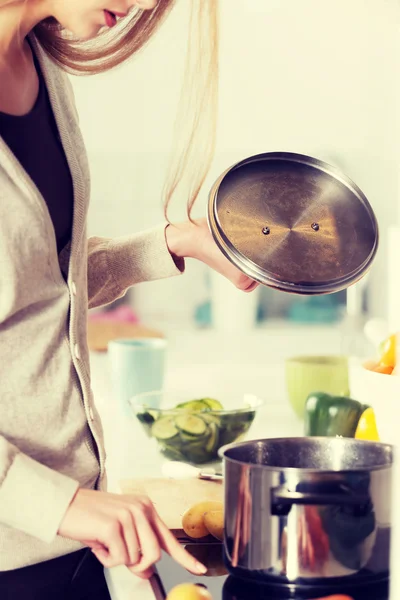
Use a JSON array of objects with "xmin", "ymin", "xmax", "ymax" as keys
[
  {"xmin": 87, "ymin": 320, "xmax": 164, "ymax": 352},
  {"xmin": 119, "ymin": 478, "xmax": 223, "ymax": 539}
]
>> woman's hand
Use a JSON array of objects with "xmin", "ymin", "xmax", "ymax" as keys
[
  {"xmin": 58, "ymin": 489, "xmax": 207, "ymax": 579},
  {"xmin": 166, "ymin": 218, "xmax": 259, "ymax": 292}
]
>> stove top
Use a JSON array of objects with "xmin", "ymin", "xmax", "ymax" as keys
[{"xmin": 152, "ymin": 543, "xmax": 389, "ymax": 600}]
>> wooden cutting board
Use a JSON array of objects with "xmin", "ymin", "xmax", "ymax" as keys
[
  {"xmin": 87, "ymin": 320, "xmax": 164, "ymax": 352},
  {"xmin": 119, "ymin": 478, "xmax": 223, "ymax": 540}
]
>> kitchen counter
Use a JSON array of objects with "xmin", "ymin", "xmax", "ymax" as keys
[{"xmin": 90, "ymin": 347, "xmax": 303, "ymax": 600}]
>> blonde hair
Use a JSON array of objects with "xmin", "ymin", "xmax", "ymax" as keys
[{"xmin": 34, "ymin": 0, "xmax": 220, "ymax": 217}]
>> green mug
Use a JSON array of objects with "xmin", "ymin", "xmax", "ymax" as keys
[{"xmin": 285, "ymin": 355, "xmax": 349, "ymax": 419}]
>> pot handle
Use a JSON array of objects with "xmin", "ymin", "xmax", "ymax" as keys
[{"xmin": 270, "ymin": 485, "xmax": 371, "ymax": 517}]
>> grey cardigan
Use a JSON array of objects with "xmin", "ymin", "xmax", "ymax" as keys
[{"xmin": 0, "ymin": 37, "xmax": 182, "ymax": 571}]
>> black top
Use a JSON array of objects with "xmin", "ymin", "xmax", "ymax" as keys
[{"xmin": 0, "ymin": 50, "xmax": 74, "ymax": 253}]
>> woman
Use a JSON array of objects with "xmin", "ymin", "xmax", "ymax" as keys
[{"xmin": 0, "ymin": 0, "xmax": 256, "ymax": 597}]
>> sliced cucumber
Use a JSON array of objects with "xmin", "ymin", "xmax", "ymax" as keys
[
  {"xmin": 175, "ymin": 399, "xmax": 211, "ymax": 412},
  {"xmin": 202, "ymin": 398, "xmax": 224, "ymax": 411},
  {"xmin": 179, "ymin": 431, "xmax": 201, "ymax": 443},
  {"xmin": 152, "ymin": 417, "xmax": 179, "ymax": 441},
  {"xmin": 181, "ymin": 438, "xmax": 208, "ymax": 452},
  {"xmin": 161, "ymin": 445, "xmax": 186, "ymax": 461},
  {"xmin": 205, "ymin": 422, "xmax": 219, "ymax": 454},
  {"xmin": 202, "ymin": 413, "xmax": 221, "ymax": 426},
  {"xmin": 184, "ymin": 447, "xmax": 210, "ymax": 464},
  {"xmin": 135, "ymin": 394, "xmax": 258, "ymax": 465},
  {"xmin": 175, "ymin": 414, "xmax": 207, "ymax": 437},
  {"xmin": 148, "ymin": 410, "xmax": 161, "ymax": 421}
]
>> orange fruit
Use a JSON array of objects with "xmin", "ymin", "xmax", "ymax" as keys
[{"xmin": 355, "ymin": 408, "xmax": 380, "ymax": 441}]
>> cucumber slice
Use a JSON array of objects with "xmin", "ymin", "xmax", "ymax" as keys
[
  {"xmin": 148, "ymin": 410, "xmax": 161, "ymax": 421},
  {"xmin": 179, "ymin": 431, "xmax": 201, "ymax": 443},
  {"xmin": 175, "ymin": 414, "xmax": 207, "ymax": 436},
  {"xmin": 161, "ymin": 445, "xmax": 186, "ymax": 461},
  {"xmin": 202, "ymin": 413, "xmax": 221, "ymax": 426},
  {"xmin": 205, "ymin": 422, "xmax": 219, "ymax": 454},
  {"xmin": 152, "ymin": 417, "xmax": 179, "ymax": 440},
  {"xmin": 202, "ymin": 398, "xmax": 224, "ymax": 411},
  {"xmin": 185, "ymin": 446, "xmax": 212, "ymax": 464},
  {"xmin": 175, "ymin": 399, "xmax": 211, "ymax": 412},
  {"xmin": 181, "ymin": 438, "xmax": 208, "ymax": 452}
]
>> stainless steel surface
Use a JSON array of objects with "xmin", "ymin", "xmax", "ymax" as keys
[
  {"xmin": 208, "ymin": 152, "xmax": 379, "ymax": 295},
  {"xmin": 221, "ymin": 436, "xmax": 392, "ymax": 471},
  {"xmin": 220, "ymin": 437, "xmax": 392, "ymax": 582}
]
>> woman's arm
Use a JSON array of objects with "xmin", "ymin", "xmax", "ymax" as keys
[
  {"xmin": 86, "ymin": 218, "xmax": 257, "ymax": 310},
  {"xmin": 87, "ymin": 223, "xmax": 184, "ymax": 310},
  {"xmin": 0, "ymin": 437, "xmax": 79, "ymax": 543}
]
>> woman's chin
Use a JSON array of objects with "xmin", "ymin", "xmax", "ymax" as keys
[{"xmin": 66, "ymin": 23, "xmax": 104, "ymax": 42}]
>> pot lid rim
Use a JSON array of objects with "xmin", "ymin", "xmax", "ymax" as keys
[{"xmin": 208, "ymin": 152, "xmax": 379, "ymax": 295}]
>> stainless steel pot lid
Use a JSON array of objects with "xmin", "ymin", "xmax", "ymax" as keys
[{"xmin": 208, "ymin": 152, "xmax": 379, "ymax": 295}]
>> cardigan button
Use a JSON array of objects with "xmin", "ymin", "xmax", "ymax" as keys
[
  {"xmin": 71, "ymin": 281, "xmax": 77, "ymax": 296},
  {"xmin": 89, "ymin": 407, "xmax": 95, "ymax": 421},
  {"xmin": 74, "ymin": 344, "xmax": 81, "ymax": 360}
]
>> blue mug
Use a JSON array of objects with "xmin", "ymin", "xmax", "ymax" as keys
[{"xmin": 108, "ymin": 338, "xmax": 167, "ymax": 416}]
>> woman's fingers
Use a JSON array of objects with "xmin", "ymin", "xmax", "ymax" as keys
[
  {"xmin": 126, "ymin": 499, "xmax": 207, "ymax": 576},
  {"xmin": 60, "ymin": 489, "xmax": 206, "ymax": 578},
  {"xmin": 152, "ymin": 513, "xmax": 207, "ymax": 575},
  {"xmin": 118, "ymin": 508, "xmax": 142, "ymax": 566},
  {"xmin": 243, "ymin": 280, "xmax": 259, "ymax": 292},
  {"xmin": 95, "ymin": 520, "xmax": 130, "ymax": 569},
  {"xmin": 82, "ymin": 539, "xmax": 106, "ymax": 551},
  {"xmin": 185, "ymin": 218, "xmax": 259, "ymax": 293},
  {"xmin": 134, "ymin": 567, "xmax": 155, "ymax": 580},
  {"xmin": 127, "ymin": 507, "xmax": 162, "ymax": 574}
]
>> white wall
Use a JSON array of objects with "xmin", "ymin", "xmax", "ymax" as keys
[{"xmin": 71, "ymin": 0, "xmax": 400, "ymax": 323}]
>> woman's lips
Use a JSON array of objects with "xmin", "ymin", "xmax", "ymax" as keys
[{"xmin": 104, "ymin": 10, "xmax": 117, "ymax": 27}]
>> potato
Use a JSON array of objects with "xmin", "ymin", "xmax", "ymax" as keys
[
  {"xmin": 182, "ymin": 501, "xmax": 223, "ymax": 539},
  {"xmin": 203, "ymin": 510, "xmax": 224, "ymax": 541},
  {"xmin": 166, "ymin": 583, "xmax": 213, "ymax": 600}
]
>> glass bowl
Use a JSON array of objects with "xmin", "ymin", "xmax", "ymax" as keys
[{"xmin": 130, "ymin": 390, "xmax": 263, "ymax": 465}]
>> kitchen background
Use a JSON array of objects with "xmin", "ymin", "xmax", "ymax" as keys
[
  {"xmin": 68, "ymin": 5, "xmax": 400, "ymax": 596},
  {"xmin": 70, "ymin": 0, "xmax": 400, "ymax": 360}
]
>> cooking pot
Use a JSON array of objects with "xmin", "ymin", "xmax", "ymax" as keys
[{"xmin": 219, "ymin": 437, "xmax": 392, "ymax": 586}]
